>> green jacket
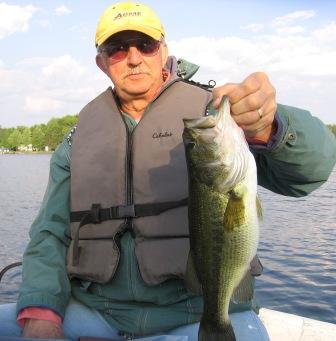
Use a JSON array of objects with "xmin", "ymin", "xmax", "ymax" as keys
[{"xmin": 17, "ymin": 77, "xmax": 336, "ymax": 336}]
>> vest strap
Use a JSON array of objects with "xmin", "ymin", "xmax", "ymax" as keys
[{"xmin": 70, "ymin": 198, "xmax": 188, "ymax": 224}]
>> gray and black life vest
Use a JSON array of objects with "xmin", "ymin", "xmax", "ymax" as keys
[{"xmin": 66, "ymin": 77, "xmax": 213, "ymax": 285}]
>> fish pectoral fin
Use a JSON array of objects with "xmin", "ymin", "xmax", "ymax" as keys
[
  {"xmin": 231, "ymin": 271, "xmax": 254, "ymax": 304},
  {"xmin": 223, "ymin": 193, "xmax": 245, "ymax": 231},
  {"xmin": 184, "ymin": 251, "xmax": 203, "ymax": 295}
]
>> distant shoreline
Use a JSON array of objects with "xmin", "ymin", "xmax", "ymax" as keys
[{"xmin": 1, "ymin": 151, "xmax": 52, "ymax": 155}]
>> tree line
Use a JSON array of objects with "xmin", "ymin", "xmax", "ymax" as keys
[
  {"xmin": 0, "ymin": 115, "xmax": 78, "ymax": 152},
  {"xmin": 0, "ymin": 116, "xmax": 335, "ymax": 153}
]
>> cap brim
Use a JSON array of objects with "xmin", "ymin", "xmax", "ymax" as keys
[{"xmin": 96, "ymin": 23, "xmax": 163, "ymax": 46}]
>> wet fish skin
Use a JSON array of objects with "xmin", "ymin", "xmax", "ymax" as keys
[{"xmin": 183, "ymin": 97, "xmax": 260, "ymax": 341}]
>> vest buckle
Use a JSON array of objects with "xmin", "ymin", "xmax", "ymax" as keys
[{"xmin": 90, "ymin": 203, "xmax": 101, "ymax": 223}]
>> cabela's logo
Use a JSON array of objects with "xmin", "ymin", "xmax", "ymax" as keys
[
  {"xmin": 152, "ymin": 131, "xmax": 173, "ymax": 139},
  {"xmin": 114, "ymin": 12, "xmax": 141, "ymax": 20}
]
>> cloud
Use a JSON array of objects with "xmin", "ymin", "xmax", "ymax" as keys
[
  {"xmin": 1, "ymin": 9, "xmax": 335, "ymax": 127},
  {"xmin": 0, "ymin": 2, "xmax": 37, "ymax": 39},
  {"xmin": 240, "ymin": 23, "xmax": 264, "ymax": 33},
  {"xmin": 42, "ymin": 55, "xmax": 86, "ymax": 79},
  {"xmin": 0, "ymin": 54, "xmax": 110, "ymax": 127},
  {"xmin": 270, "ymin": 10, "xmax": 315, "ymax": 36},
  {"xmin": 272, "ymin": 10, "xmax": 316, "ymax": 28},
  {"xmin": 55, "ymin": 5, "xmax": 71, "ymax": 16},
  {"xmin": 24, "ymin": 96, "xmax": 63, "ymax": 113},
  {"xmin": 312, "ymin": 22, "xmax": 336, "ymax": 42},
  {"xmin": 275, "ymin": 25, "xmax": 305, "ymax": 35},
  {"xmin": 169, "ymin": 21, "xmax": 336, "ymax": 78},
  {"xmin": 168, "ymin": 18, "xmax": 336, "ymax": 124}
]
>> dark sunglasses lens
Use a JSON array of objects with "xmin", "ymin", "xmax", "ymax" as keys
[
  {"xmin": 102, "ymin": 38, "xmax": 161, "ymax": 61},
  {"xmin": 137, "ymin": 39, "xmax": 160, "ymax": 55},
  {"xmin": 104, "ymin": 45, "xmax": 127, "ymax": 60}
]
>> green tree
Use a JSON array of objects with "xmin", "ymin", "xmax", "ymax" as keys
[
  {"xmin": 59, "ymin": 115, "xmax": 78, "ymax": 137},
  {"xmin": 44, "ymin": 115, "xmax": 78, "ymax": 150},
  {"xmin": 44, "ymin": 118, "xmax": 63, "ymax": 150},
  {"xmin": 31, "ymin": 125, "xmax": 46, "ymax": 150},
  {"xmin": 0, "ymin": 127, "xmax": 6, "ymax": 146},
  {"xmin": 0, "ymin": 128, "xmax": 14, "ymax": 148},
  {"xmin": 1, "ymin": 114, "xmax": 78, "ymax": 151},
  {"xmin": 7, "ymin": 129, "xmax": 23, "ymax": 149},
  {"xmin": 21, "ymin": 127, "xmax": 32, "ymax": 146}
]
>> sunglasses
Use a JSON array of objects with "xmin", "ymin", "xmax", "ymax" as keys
[{"xmin": 99, "ymin": 37, "xmax": 162, "ymax": 62}]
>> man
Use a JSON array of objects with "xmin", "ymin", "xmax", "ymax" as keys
[{"xmin": 0, "ymin": 2, "xmax": 335, "ymax": 340}]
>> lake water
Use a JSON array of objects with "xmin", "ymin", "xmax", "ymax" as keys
[{"xmin": 0, "ymin": 154, "xmax": 335, "ymax": 324}]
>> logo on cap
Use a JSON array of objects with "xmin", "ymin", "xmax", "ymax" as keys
[{"xmin": 114, "ymin": 11, "xmax": 141, "ymax": 21}]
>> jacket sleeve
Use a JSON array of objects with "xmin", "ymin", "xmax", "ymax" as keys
[
  {"xmin": 16, "ymin": 139, "xmax": 72, "ymax": 318},
  {"xmin": 251, "ymin": 104, "xmax": 336, "ymax": 197}
]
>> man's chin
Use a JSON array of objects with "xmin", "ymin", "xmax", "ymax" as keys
[{"xmin": 124, "ymin": 84, "xmax": 153, "ymax": 96}]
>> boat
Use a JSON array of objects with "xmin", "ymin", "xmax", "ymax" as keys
[
  {"xmin": 1, "ymin": 263, "xmax": 336, "ymax": 340},
  {"xmin": 259, "ymin": 308, "xmax": 336, "ymax": 341},
  {"xmin": 1, "ymin": 312, "xmax": 336, "ymax": 341}
]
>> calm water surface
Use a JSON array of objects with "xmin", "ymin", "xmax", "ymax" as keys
[{"xmin": 0, "ymin": 154, "xmax": 335, "ymax": 323}]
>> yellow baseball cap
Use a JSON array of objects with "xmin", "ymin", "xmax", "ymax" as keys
[{"xmin": 95, "ymin": 2, "xmax": 165, "ymax": 47}]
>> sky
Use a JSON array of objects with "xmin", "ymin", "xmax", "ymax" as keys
[{"xmin": 1, "ymin": 0, "xmax": 336, "ymax": 127}]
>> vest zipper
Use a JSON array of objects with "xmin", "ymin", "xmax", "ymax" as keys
[
  {"xmin": 125, "ymin": 127, "xmax": 135, "ymax": 235},
  {"xmin": 126, "ymin": 128, "xmax": 133, "ymax": 206}
]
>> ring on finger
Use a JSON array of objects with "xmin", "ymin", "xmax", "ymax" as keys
[{"xmin": 257, "ymin": 108, "xmax": 263, "ymax": 120}]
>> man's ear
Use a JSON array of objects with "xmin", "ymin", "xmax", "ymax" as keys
[
  {"xmin": 161, "ymin": 41, "xmax": 168, "ymax": 66},
  {"xmin": 96, "ymin": 54, "xmax": 108, "ymax": 74}
]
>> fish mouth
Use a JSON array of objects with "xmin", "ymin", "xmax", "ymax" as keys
[
  {"xmin": 182, "ymin": 96, "xmax": 230, "ymax": 130},
  {"xmin": 182, "ymin": 115, "xmax": 218, "ymax": 147},
  {"xmin": 183, "ymin": 115, "xmax": 216, "ymax": 130}
]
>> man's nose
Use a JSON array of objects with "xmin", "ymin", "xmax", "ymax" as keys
[{"xmin": 127, "ymin": 46, "xmax": 143, "ymax": 66}]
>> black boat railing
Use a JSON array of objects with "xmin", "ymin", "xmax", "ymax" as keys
[{"xmin": 0, "ymin": 262, "xmax": 22, "ymax": 283}]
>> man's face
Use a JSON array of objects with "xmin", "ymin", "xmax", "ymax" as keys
[{"xmin": 96, "ymin": 30, "xmax": 168, "ymax": 99}]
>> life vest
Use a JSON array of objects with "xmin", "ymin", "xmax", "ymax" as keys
[{"xmin": 66, "ymin": 77, "xmax": 213, "ymax": 284}]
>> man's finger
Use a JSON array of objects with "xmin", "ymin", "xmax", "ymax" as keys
[
  {"xmin": 229, "ymin": 73, "xmax": 262, "ymax": 105},
  {"xmin": 233, "ymin": 98, "xmax": 276, "ymax": 127},
  {"xmin": 212, "ymin": 83, "xmax": 237, "ymax": 108},
  {"xmin": 230, "ymin": 89, "xmax": 268, "ymax": 116}
]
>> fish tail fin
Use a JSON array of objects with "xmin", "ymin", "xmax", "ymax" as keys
[{"xmin": 199, "ymin": 322, "xmax": 236, "ymax": 341}]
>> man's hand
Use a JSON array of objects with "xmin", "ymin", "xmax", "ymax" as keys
[
  {"xmin": 212, "ymin": 72, "xmax": 277, "ymax": 143},
  {"xmin": 22, "ymin": 319, "xmax": 65, "ymax": 339}
]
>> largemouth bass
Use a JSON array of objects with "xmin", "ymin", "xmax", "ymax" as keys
[{"xmin": 182, "ymin": 97, "xmax": 261, "ymax": 341}]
